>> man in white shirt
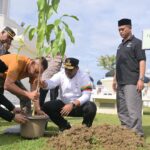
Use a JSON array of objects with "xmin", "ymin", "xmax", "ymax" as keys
[{"xmin": 40, "ymin": 57, "xmax": 97, "ymax": 131}]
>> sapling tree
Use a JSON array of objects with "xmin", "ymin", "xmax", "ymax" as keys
[{"xmin": 24, "ymin": 0, "xmax": 79, "ymax": 115}]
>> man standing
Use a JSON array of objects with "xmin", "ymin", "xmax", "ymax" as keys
[
  {"xmin": 40, "ymin": 58, "xmax": 97, "ymax": 131},
  {"xmin": 112, "ymin": 18, "xmax": 146, "ymax": 136}
]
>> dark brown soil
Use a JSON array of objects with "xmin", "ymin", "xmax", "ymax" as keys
[{"xmin": 46, "ymin": 124, "xmax": 148, "ymax": 150}]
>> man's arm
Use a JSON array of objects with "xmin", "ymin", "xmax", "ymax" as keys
[
  {"xmin": 137, "ymin": 60, "xmax": 146, "ymax": 92},
  {"xmin": 0, "ymin": 94, "xmax": 28, "ymax": 123},
  {"xmin": 4, "ymin": 77, "xmax": 38, "ymax": 101},
  {"xmin": 112, "ymin": 71, "xmax": 117, "ymax": 92},
  {"xmin": 139, "ymin": 60, "xmax": 146, "ymax": 80}
]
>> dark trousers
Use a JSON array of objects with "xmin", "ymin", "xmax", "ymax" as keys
[
  {"xmin": 39, "ymin": 86, "xmax": 59, "ymax": 107},
  {"xmin": 0, "ymin": 80, "xmax": 31, "ymax": 115},
  {"xmin": 42, "ymin": 100, "xmax": 97, "ymax": 128}
]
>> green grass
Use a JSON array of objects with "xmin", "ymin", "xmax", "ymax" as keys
[{"xmin": 0, "ymin": 109, "xmax": 150, "ymax": 150}]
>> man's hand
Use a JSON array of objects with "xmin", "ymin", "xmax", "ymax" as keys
[
  {"xmin": 39, "ymin": 80, "xmax": 48, "ymax": 89},
  {"xmin": 35, "ymin": 109, "xmax": 48, "ymax": 117},
  {"xmin": 13, "ymin": 114, "xmax": 28, "ymax": 124},
  {"xmin": 60, "ymin": 104, "xmax": 73, "ymax": 116},
  {"xmin": 112, "ymin": 80, "xmax": 117, "ymax": 92},
  {"xmin": 137, "ymin": 80, "xmax": 144, "ymax": 93},
  {"xmin": 12, "ymin": 107, "xmax": 21, "ymax": 113},
  {"xmin": 26, "ymin": 90, "xmax": 39, "ymax": 101}
]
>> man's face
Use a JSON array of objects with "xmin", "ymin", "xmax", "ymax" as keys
[
  {"xmin": 1, "ymin": 31, "xmax": 13, "ymax": 44},
  {"xmin": 28, "ymin": 61, "xmax": 44, "ymax": 78},
  {"xmin": 3, "ymin": 41, "xmax": 11, "ymax": 50},
  {"xmin": 118, "ymin": 25, "xmax": 131, "ymax": 39},
  {"xmin": 65, "ymin": 67, "xmax": 78, "ymax": 79}
]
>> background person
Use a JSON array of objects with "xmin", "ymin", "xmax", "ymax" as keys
[
  {"xmin": 0, "ymin": 26, "xmax": 15, "ymax": 55},
  {"xmin": 112, "ymin": 18, "xmax": 146, "ymax": 137}
]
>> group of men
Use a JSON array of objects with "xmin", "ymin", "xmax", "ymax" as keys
[
  {"xmin": 0, "ymin": 26, "xmax": 97, "ymax": 131},
  {"xmin": 0, "ymin": 17, "xmax": 146, "ymax": 136}
]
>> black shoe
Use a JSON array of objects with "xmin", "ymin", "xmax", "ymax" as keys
[
  {"xmin": 82, "ymin": 122, "xmax": 92, "ymax": 127},
  {"xmin": 59, "ymin": 123, "xmax": 71, "ymax": 132}
]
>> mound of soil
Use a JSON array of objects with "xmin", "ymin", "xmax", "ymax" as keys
[{"xmin": 46, "ymin": 124, "xmax": 147, "ymax": 150}]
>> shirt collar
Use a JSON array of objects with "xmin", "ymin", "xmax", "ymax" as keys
[{"xmin": 122, "ymin": 35, "xmax": 134, "ymax": 44}]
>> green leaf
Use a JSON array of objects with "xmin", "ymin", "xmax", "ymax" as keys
[
  {"xmin": 62, "ymin": 14, "xmax": 79, "ymax": 21},
  {"xmin": 60, "ymin": 39, "xmax": 66, "ymax": 56},
  {"xmin": 36, "ymin": 27, "xmax": 45, "ymax": 53},
  {"xmin": 51, "ymin": 39, "xmax": 59, "ymax": 57},
  {"xmin": 28, "ymin": 28, "xmax": 36, "ymax": 40},
  {"xmin": 37, "ymin": 0, "xmax": 46, "ymax": 10},
  {"xmin": 62, "ymin": 21, "xmax": 75, "ymax": 43},
  {"xmin": 52, "ymin": 0, "xmax": 60, "ymax": 13},
  {"xmin": 23, "ymin": 25, "xmax": 31, "ymax": 35},
  {"xmin": 69, "ymin": 15, "xmax": 79, "ymax": 21},
  {"xmin": 46, "ymin": 5, "xmax": 54, "ymax": 20},
  {"xmin": 45, "ymin": 47, "xmax": 52, "ymax": 55},
  {"xmin": 46, "ymin": 24, "xmax": 54, "ymax": 43},
  {"xmin": 54, "ymin": 19, "xmax": 61, "ymax": 27}
]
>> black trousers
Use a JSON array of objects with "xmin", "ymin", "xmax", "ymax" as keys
[
  {"xmin": 0, "ymin": 80, "xmax": 31, "ymax": 114},
  {"xmin": 42, "ymin": 100, "xmax": 97, "ymax": 128},
  {"xmin": 0, "ymin": 94, "xmax": 15, "ymax": 121},
  {"xmin": 39, "ymin": 86, "xmax": 59, "ymax": 107}
]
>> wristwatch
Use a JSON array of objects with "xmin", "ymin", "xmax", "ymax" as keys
[{"xmin": 139, "ymin": 77, "xmax": 144, "ymax": 81}]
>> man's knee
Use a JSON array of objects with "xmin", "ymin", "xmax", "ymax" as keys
[
  {"xmin": 42, "ymin": 101, "xmax": 51, "ymax": 112},
  {"xmin": 83, "ymin": 101, "xmax": 97, "ymax": 115}
]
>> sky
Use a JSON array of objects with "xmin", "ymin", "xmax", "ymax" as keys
[{"xmin": 9, "ymin": 0, "xmax": 150, "ymax": 84}]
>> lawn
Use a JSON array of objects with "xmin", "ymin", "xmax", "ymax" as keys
[{"xmin": 0, "ymin": 109, "xmax": 150, "ymax": 150}]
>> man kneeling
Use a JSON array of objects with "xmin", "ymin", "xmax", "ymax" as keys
[{"xmin": 40, "ymin": 57, "xmax": 97, "ymax": 131}]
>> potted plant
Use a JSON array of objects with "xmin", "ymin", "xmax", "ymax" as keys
[{"xmin": 20, "ymin": 0, "xmax": 78, "ymax": 139}]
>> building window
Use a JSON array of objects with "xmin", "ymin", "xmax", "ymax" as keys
[{"xmin": 0, "ymin": 0, "xmax": 3, "ymax": 14}]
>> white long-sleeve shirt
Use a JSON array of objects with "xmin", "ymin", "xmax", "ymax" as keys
[{"xmin": 45, "ymin": 69, "xmax": 92, "ymax": 105}]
